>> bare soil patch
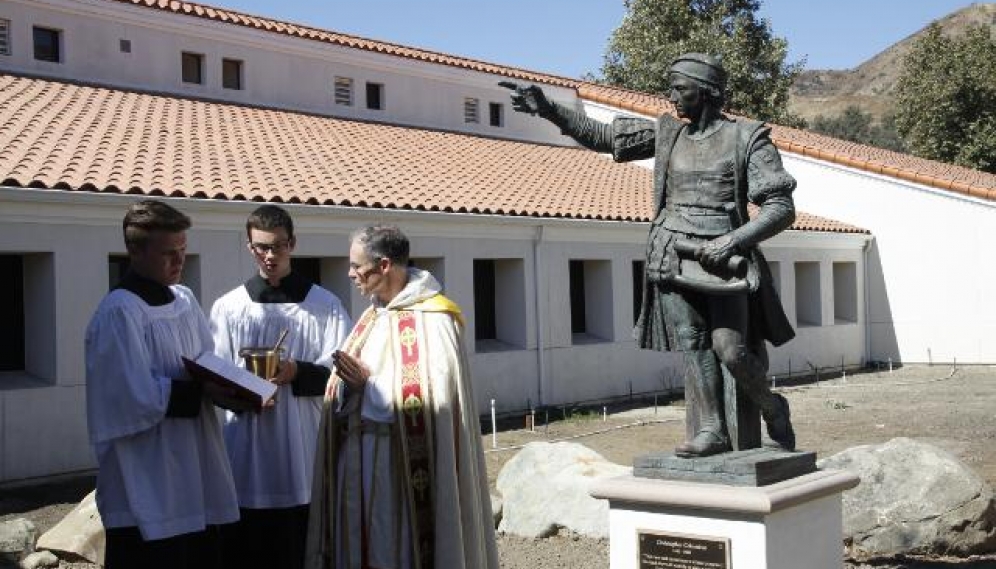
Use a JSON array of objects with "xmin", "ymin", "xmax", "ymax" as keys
[{"xmin": 4, "ymin": 365, "xmax": 996, "ymax": 568}]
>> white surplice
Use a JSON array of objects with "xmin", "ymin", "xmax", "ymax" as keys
[
  {"xmin": 210, "ymin": 283, "xmax": 352, "ymax": 509},
  {"xmin": 85, "ymin": 285, "xmax": 239, "ymax": 541},
  {"xmin": 306, "ymin": 269, "xmax": 499, "ymax": 569}
]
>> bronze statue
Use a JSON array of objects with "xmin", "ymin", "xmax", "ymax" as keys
[{"xmin": 504, "ymin": 53, "xmax": 797, "ymax": 458}]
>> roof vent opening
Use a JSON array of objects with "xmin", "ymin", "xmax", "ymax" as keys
[
  {"xmin": 464, "ymin": 97, "xmax": 479, "ymax": 124},
  {"xmin": 0, "ymin": 19, "xmax": 10, "ymax": 56},
  {"xmin": 334, "ymin": 76, "xmax": 353, "ymax": 106}
]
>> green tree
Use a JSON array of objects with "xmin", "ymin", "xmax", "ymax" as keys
[
  {"xmin": 809, "ymin": 106, "xmax": 905, "ymax": 152},
  {"xmin": 599, "ymin": 0, "xmax": 804, "ymax": 125},
  {"xmin": 893, "ymin": 24, "xmax": 996, "ymax": 173}
]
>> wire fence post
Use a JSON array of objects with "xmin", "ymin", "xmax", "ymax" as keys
[{"xmin": 490, "ymin": 399, "xmax": 497, "ymax": 449}]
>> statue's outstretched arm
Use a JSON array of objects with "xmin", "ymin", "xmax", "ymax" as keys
[{"xmin": 501, "ymin": 82, "xmax": 614, "ymax": 153}]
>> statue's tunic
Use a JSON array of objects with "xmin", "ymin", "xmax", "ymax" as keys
[{"xmin": 545, "ymin": 104, "xmax": 796, "ymax": 352}]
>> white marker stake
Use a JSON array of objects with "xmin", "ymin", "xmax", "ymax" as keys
[{"xmin": 490, "ymin": 399, "xmax": 497, "ymax": 449}]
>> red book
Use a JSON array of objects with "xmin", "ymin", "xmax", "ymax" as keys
[{"xmin": 183, "ymin": 352, "xmax": 278, "ymax": 411}]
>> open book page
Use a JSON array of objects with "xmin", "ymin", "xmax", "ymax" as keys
[{"xmin": 183, "ymin": 352, "xmax": 278, "ymax": 411}]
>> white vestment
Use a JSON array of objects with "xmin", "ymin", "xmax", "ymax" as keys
[
  {"xmin": 306, "ymin": 269, "xmax": 499, "ymax": 569},
  {"xmin": 85, "ymin": 285, "xmax": 239, "ymax": 540},
  {"xmin": 210, "ymin": 282, "xmax": 352, "ymax": 508}
]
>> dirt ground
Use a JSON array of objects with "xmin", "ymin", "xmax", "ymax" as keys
[{"xmin": 3, "ymin": 364, "xmax": 996, "ymax": 568}]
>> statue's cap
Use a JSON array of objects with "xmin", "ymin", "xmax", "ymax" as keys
[{"xmin": 669, "ymin": 53, "xmax": 727, "ymax": 89}]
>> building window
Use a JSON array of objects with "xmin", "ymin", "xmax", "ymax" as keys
[
  {"xmin": 569, "ymin": 259, "xmax": 614, "ymax": 343},
  {"xmin": 109, "ymin": 254, "xmax": 202, "ymax": 301},
  {"xmin": 119, "ymin": 39, "xmax": 131, "ymax": 54},
  {"xmin": 32, "ymin": 26, "xmax": 60, "ymax": 62},
  {"xmin": 795, "ymin": 261, "xmax": 821, "ymax": 327},
  {"xmin": 474, "ymin": 260, "xmax": 496, "ymax": 341},
  {"xmin": 464, "ymin": 98, "xmax": 479, "ymax": 123},
  {"xmin": 1, "ymin": 253, "xmax": 56, "ymax": 380},
  {"xmin": 0, "ymin": 255, "xmax": 25, "ymax": 371},
  {"xmin": 632, "ymin": 260, "xmax": 644, "ymax": 325},
  {"xmin": 474, "ymin": 258, "xmax": 526, "ymax": 351},
  {"xmin": 291, "ymin": 257, "xmax": 321, "ymax": 285},
  {"xmin": 489, "ymin": 102, "xmax": 504, "ymax": 127},
  {"xmin": 181, "ymin": 52, "xmax": 203, "ymax": 84},
  {"xmin": 833, "ymin": 262, "xmax": 858, "ymax": 324},
  {"xmin": 222, "ymin": 58, "xmax": 243, "ymax": 90},
  {"xmin": 290, "ymin": 257, "xmax": 355, "ymax": 319},
  {"xmin": 334, "ymin": 76, "xmax": 353, "ymax": 106},
  {"xmin": 366, "ymin": 82, "xmax": 384, "ymax": 110},
  {"xmin": 0, "ymin": 19, "xmax": 11, "ymax": 56}
]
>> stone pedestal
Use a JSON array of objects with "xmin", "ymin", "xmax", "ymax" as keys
[{"xmin": 590, "ymin": 469, "xmax": 859, "ymax": 569}]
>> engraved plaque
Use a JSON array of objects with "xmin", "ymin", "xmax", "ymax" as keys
[{"xmin": 637, "ymin": 530, "xmax": 730, "ymax": 569}]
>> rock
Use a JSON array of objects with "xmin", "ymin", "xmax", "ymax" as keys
[
  {"xmin": 36, "ymin": 490, "xmax": 104, "ymax": 565},
  {"xmin": 0, "ymin": 519, "xmax": 36, "ymax": 565},
  {"xmin": 819, "ymin": 437, "xmax": 996, "ymax": 557},
  {"xmin": 490, "ymin": 494, "xmax": 503, "ymax": 529},
  {"xmin": 497, "ymin": 441, "xmax": 630, "ymax": 538},
  {"xmin": 18, "ymin": 551, "xmax": 58, "ymax": 569}
]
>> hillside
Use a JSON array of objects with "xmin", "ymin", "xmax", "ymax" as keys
[{"xmin": 789, "ymin": 3, "xmax": 996, "ymax": 123}]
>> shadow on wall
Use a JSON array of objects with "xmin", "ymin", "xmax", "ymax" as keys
[{"xmin": 865, "ymin": 239, "xmax": 899, "ymax": 362}]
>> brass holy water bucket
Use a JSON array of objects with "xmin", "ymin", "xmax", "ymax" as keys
[{"xmin": 238, "ymin": 347, "xmax": 285, "ymax": 380}]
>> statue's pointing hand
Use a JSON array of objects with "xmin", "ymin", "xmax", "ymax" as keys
[{"xmin": 499, "ymin": 81, "xmax": 553, "ymax": 116}]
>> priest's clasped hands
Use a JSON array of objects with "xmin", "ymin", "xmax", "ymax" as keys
[{"xmin": 332, "ymin": 349, "xmax": 371, "ymax": 391}]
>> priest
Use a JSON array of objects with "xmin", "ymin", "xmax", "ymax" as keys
[
  {"xmin": 85, "ymin": 199, "xmax": 239, "ymax": 569},
  {"xmin": 306, "ymin": 224, "xmax": 499, "ymax": 569}
]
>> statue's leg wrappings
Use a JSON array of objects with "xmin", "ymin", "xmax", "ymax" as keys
[
  {"xmin": 674, "ymin": 349, "xmax": 730, "ymax": 457},
  {"xmin": 711, "ymin": 297, "xmax": 796, "ymax": 452},
  {"xmin": 663, "ymin": 290, "xmax": 731, "ymax": 457}
]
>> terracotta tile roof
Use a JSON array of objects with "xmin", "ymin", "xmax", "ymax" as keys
[
  {"xmin": 0, "ymin": 74, "xmax": 865, "ymax": 234},
  {"xmin": 99, "ymin": 0, "xmax": 996, "ymax": 204},
  {"xmin": 0, "ymin": 74, "xmax": 648, "ymax": 220}
]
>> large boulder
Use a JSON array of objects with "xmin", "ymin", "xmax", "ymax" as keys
[
  {"xmin": 820, "ymin": 437, "xmax": 996, "ymax": 557},
  {"xmin": 36, "ymin": 490, "xmax": 104, "ymax": 565},
  {"xmin": 18, "ymin": 550, "xmax": 58, "ymax": 569},
  {"xmin": 0, "ymin": 518, "xmax": 35, "ymax": 566},
  {"xmin": 496, "ymin": 441, "xmax": 630, "ymax": 538}
]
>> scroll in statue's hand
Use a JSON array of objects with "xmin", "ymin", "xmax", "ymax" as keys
[{"xmin": 697, "ymin": 235, "xmax": 739, "ymax": 271}]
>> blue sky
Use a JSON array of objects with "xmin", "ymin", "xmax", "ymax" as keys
[{"xmin": 212, "ymin": 1, "xmax": 977, "ymax": 78}]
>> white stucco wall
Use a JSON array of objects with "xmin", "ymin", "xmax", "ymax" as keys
[
  {"xmin": 0, "ymin": 0, "xmax": 580, "ymax": 146},
  {"xmin": 784, "ymin": 154, "xmax": 996, "ymax": 364},
  {"xmin": 0, "ymin": 188, "xmax": 864, "ymax": 482}
]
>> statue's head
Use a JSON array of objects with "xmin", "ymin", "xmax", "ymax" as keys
[{"xmin": 668, "ymin": 53, "xmax": 726, "ymax": 119}]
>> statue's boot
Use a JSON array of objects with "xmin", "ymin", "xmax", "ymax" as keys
[
  {"xmin": 675, "ymin": 429, "xmax": 730, "ymax": 458},
  {"xmin": 761, "ymin": 393, "xmax": 795, "ymax": 451},
  {"xmin": 675, "ymin": 350, "xmax": 730, "ymax": 458}
]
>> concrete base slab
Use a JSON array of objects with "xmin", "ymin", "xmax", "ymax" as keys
[{"xmin": 591, "ymin": 469, "xmax": 859, "ymax": 569}]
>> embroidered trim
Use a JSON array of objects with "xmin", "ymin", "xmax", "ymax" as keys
[{"xmin": 394, "ymin": 310, "xmax": 435, "ymax": 569}]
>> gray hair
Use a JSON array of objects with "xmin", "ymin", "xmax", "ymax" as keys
[{"xmin": 350, "ymin": 224, "xmax": 410, "ymax": 265}]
